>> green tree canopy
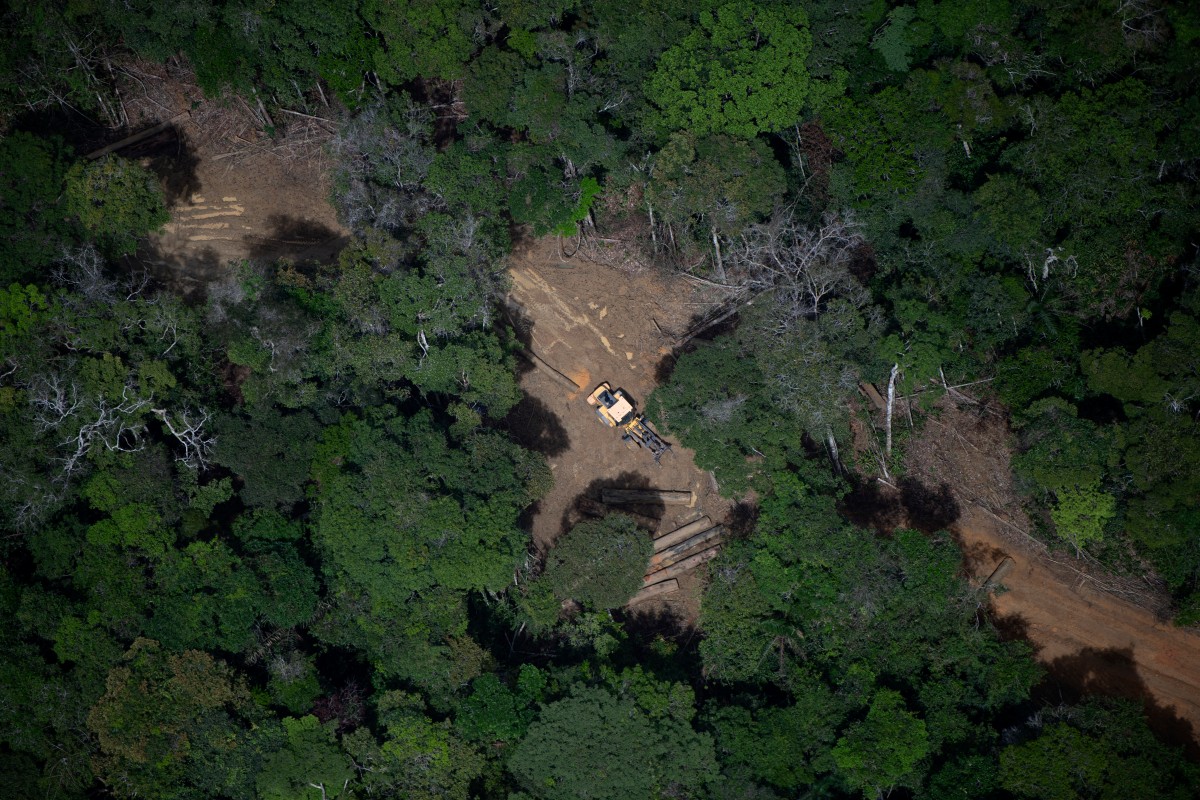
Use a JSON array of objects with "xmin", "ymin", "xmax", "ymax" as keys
[
  {"xmin": 537, "ymin": 514, "xmax": 652, "ymax": 611},
  {"xmin": 646, "ymin": 2, "xmax": 813, "ymax": 138},
  {"xmin": 257, "ymin": 715, "xmax": 354, "ymax": 800},
  {"xmin": 508, "ymin": 685, "xmax": 717, "ymax": 800},
  {"xmin": 64, "ymin": 156, "xmax": 169, "ymax": 257},
  {"xmin": 86, "ymin": 639, "xmax": 264, "ymax": 799}
]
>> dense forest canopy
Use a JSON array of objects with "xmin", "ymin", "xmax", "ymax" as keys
[{"xmin": 1, "ymin": 0, "xmax": 1198, "ymax": 798}]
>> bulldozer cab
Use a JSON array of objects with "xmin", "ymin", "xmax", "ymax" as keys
[{"xmin": 587, "ymin": 383, "xmax": 635, "ymax": 427}]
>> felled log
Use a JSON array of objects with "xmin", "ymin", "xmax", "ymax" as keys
[
  {"xmin": 981, "ymin": 556, "xmax": 1015, "ymax": 592},
  {"xmin": 85, "ymin": 112, "xmax": 190, "ymax": 160},
  {"xmin": 642, "ymin": 545, "xmax": 722, "ymax": 586},
  {"xmin": 575, "ymin": 497, "xmax": 658, "ymax": 530},
  {"xmin": 602, "ymin": 488, "xmax": 695, "ymax": 507},
  {"xmin": 627, "ymin": 579, "xmax": 679, "ymax": 605},
  {"xmin": 514, "ymin": 347, "xmax": 581, "ymax": 391},
  {"xmin": 653, "ymin": 517, "xmax": 711, "ymax": 551},
  {"xmin": 647, "ymin": 527, "xmax": 723, "ymax": 573}
]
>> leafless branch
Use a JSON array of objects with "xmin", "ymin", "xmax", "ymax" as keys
[{"xmin": 152, "ymin": 407, "xmax": 215, "ymax": 470}]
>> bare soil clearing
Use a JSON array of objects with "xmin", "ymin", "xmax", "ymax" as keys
[
  {"xmin": 113, "ymin": 58, "xmax": 348, "ymax": 293},
  {"xmin": 905, "ymin": 399, "xmax": 1200, "ymax": 747},
  {"xmin": 504, "ymin": 237, "xmax": 732, "ymax": 620},
  {"xmin": 145, "ymin": 152, "xmax": 347, "ymax": 289}
]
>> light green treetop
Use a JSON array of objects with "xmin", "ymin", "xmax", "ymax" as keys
[{"xmin": 646, "ymin": 2, "xmax": 812, "ymax": 138}]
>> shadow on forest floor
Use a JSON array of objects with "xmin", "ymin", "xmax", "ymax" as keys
[{"xmin": 840, "ymin": 475, "xmax": 961, "ymax": 534}]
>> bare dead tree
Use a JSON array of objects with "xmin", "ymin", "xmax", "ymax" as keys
[
  {"xmin": 885, "ymin": 362, "xmax": 900, "ymax": 463},
  {"xmin": 1118, "ymin": 0, "xmax": 1168, "ymax": 49},
  {"xmin": 1024, "ymin": 245, "xmax": 1078, "ymax": 292},
  {"xmin": 152, "ymin": 407, "xmax": 215, "ymax": 470},
  {"xmin": 728, "ymin": 209, "xmax": 868, "ymax": 320},
  {"xmin": 29, "ymin": 377, "xmax": 151, "ymax": 480},
  {"xmin": 52, "ymin": 245, "xmax": 118, "ymax": 306},
  {"xmin": 15, "ymin": 30, "xmax": 125, "ymax": 127}
]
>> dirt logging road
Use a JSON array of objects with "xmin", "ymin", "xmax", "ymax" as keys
[
  {"xmin": 141, "ymin": 89, "xmax": 1200, "ymax": 743},
  {"xmin": 959, "ymin": 508, "xmax": 1200, "ymax": 746},
  {"xmin": 908, "ymin": 401, "xmax": 1200, "ymax": 747},
  {"xmin": 503, "ymin": 238, "xmax": 733, "ymax": 619}
]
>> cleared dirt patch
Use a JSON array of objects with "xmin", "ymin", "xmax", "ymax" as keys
[
  {"xmin": 506, "ymin": 237, "xmax": 733, "ymax": 621},
  {"xmin": 905, "ymin": 398, "xmax": 1200, "ymax": 747},
  {"xmin": 111, "ymin": 58, "xmax": 349, "ymax": 294}
]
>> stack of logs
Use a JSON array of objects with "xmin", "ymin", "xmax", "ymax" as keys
[
  {"xmin": 630, "ymin": 515, "xmax": 724, "ymax": 605},
  {"xmin": 578, "ymin": 488, "xmax": 723, "ymax": 606}
]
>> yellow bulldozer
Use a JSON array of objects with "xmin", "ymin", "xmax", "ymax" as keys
[{"xmin": 586, "ymin": 382, "xmax": 672, "ymax": 463}]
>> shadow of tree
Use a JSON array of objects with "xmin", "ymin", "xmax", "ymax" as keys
[
  {"xmin": 652, "ymin": 306, "xmax": 743, "ymax": 386},
  {"xmin": 621, "ymin": 603, "xmax": 691, "ymax": 642},
  {"xmin": 949, "ymin": 531, "xmax": 1010, "ymax": 583},
  {"xmin": 725, "ymin": 500, "xmax": 759, "ymax": 541},
  {"xmin": 1045, "ymin": 645, "xmax": 1198, "ymax": 757},
  {"xmin": 561, "ymin": 472, "xmax": 667, "ymax": 537},
  {"xmin": 840, "ymin": 475, "xmax": 960, "ymax": 535},
  {"xmin": 139, "ymin": 124, "xmax": 201, "ymax": 206},
  {"xmin": 498, "ymin": 393, "xmax": 571, "ymax": 457},
  {"xmin": 500, "ymin": 299, "xmax": 538, "ymax": 383},
  {"xmin": 247, "ymin": 214, "xmax": 349, "ymax": 264},
  {"xmin": 126, "ymin": 240, "xmax": 224, "ymax": 302},
  {"xmin": 989, "ymin": 609, "xmax": 1198, "ymax": 756},
  {"xmin": 840, "ymin": 478, "xmax": 904, "ymax": 533},
  {"xmin": 898, "ymin": 476, "xmax": 960, "ymax": 533}
]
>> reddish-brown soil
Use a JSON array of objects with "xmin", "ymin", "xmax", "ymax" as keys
[
  {"xmin": 905, "ymin": 399, "xmax": 1200, "ymax": 747},
  {"xmin": 505, "ymin": 237, "xmax": 733, "ymax": 621}
]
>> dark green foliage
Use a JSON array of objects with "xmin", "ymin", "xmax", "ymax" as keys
[
  {"xmin": 697, "ymin": 472, "xmax": 1041, "ymax": 794},
  {"xmin": 508, "ymin": 685, "xmax": 717, "ymax": 800},
  {"xmin": 831, "ymin": 689, "xmax": 929, "ymax": 797},
  {"xmin": 2, "ymin": 3, "xmax": 1198, "ymax": 799},
  {"xmin": 645, "ymin": 3, "xmax": 814, "ymax": 138},
  {"xmin": 213, "ymin": 407, "xmax": 319, "ymax": 509},
  {"xmin": 706, "ymin": 683, "xmax": 843, "ymax": 789},
  {"xmin": 647, "ymin": 337, "xmax": 804, "ymax": 495},
  {"xmin": 344, "ymin": 690, "xmax": 483, "ymax": 800},
  {"xmin": 86, "ymin": 638, "xmax": 265, "ymax": 799},
  {"xmin": 0, "ymin": 133, "xmax": 74, "ymax": 284},
  {"xmin": 1000, "ymin": 699, "xmax": 1200, "ymax": 800},
  {"xmin": 257, "ymin": 715, "xmax": 353, "ymax": 800},
  {"xmin": 64, "ymin": 156, "xmax": 169, "ymax": 257},
  {"xmin": 536, "ymin": 514, "xmax": 652, "ymax": 611},
  {"xmin": 647, "ymin": 132, "xmax": 786, "ymax": 242},
  {"xmin": 455, "ymin": 666, "xmax": 545, "ymax": 745}
]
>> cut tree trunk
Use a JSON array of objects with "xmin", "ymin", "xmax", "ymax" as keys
[
  {"xmin": 576, "ymin": 497, "xmax": 659, "ymax": 530},
  {"xmin": 885, "ymin": 363, "xmax": 900, "ymax": 471},
  {"xmin": 513, "ymin": 347, "xmax": 581, "ymax": 390},
  {"xmin": 602, "ymin": 488, "xmax": 695, "ymax": 506},
  {"xmin": 653, "ymin": 517, "xmax": 712, "ymax": 551},
  {"xmin": 643, "ymin": 545, "xmax": 722, "ymax": 586},
  {"xmin": 711, "ymin": 227, "xmax": 726, "ymax": 282},
  {"xmin": 647, "ymin": 526, "xmax": 723, "ymax": 572},
  {"xmin": 84, "ymin": 112, "xmax": 190, "ymax": 160},
  {"xmin": 628, "ymin": 579, "xmax": 679, "ymax": 605},
  {"xmin": 981, "ymin": 557, "xmax": 1015, "ymax": 592},
  {"xmin": 826, "ymin": 428, "xmax": 843, "ymax": 475},
  {"xmin": 859, "ymin": 381, "xmax": 886, "ymax": 411}
]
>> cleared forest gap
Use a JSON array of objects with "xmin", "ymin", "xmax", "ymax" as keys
[{"xmin": 505, "ymin": 236, "xmax": 733, "ymax": 620}]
